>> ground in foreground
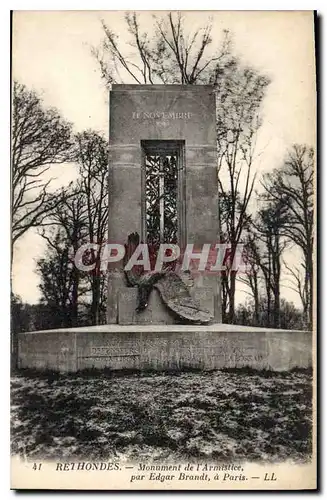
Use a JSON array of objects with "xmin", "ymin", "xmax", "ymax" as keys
[{"xmin": 11, "ymin": 369, "xmax": 312, "ymax": 463}]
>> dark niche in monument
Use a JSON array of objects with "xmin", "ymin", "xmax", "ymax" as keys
[
  {"xmin": 142, "ymin": 140, "xmax": 183, "ymax": 247},
  {"xmin": 107, "ymin": 84, "xmax": 222, "ymax": 325}
]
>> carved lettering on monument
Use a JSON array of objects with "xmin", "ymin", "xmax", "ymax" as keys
[
  {"xmin": 132, "ymin": 111, "xmax": 193, "ymax": 120},
  {"xmin": 89, "ymin": 355, "xmax": 140, "ymax": 360},
  {"xmin": 90, "ymin": 346, "xmax": 140, "ymax": 357},
  {"xmin": 201, "ymin": 338, "xmax": 266, "ymax": 364},
  {"xmin": 223, "ymin": 353, "xmax": 264, "ymax": 362}
]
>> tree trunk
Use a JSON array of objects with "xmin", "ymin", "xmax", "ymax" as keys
[
  {"xmin": 221, "ymin": 273, "xmax": 228, "ymax": 323},
  {"xmin": 10, "ymin": 254, "xmax": 18, "ymax": 372},
  {"xmin": 273, "ymin": 282, "xmax": 280, "ymax": 328},
  {"xmin": 10, "ymin": 326, "xmax": 18, "ymax": 373},
  {"xmin": 272, "ymin": 237, "xmax": 281, "ymax": 328},
  {"xmin": 71, "ymin": 272, "xmax": 79, "ymax": 327},
  {"xmin": 228, "ymin": 272, "xmax": 236, "ymax": 323},
  {"xmin": 253, "ymin": 274, "xmax": 259, "ymax": 325},
  {"xmin": 91, "ymin": 276, "xmax": 101, "ymax": 325},
  {"xmin": 306, "ymin": 253, "xmax": 313, "ymax": 330}
]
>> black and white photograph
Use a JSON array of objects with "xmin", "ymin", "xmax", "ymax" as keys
[{"xmin": 10, "ymin": 9, "xmax": 316, "ymax": 490}]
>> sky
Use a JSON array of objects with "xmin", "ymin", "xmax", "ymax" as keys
[{"xmin": 11, "ymin": 10, "xmax": 316, "ymax": 306}]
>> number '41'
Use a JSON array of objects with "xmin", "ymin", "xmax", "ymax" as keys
[{"xmin": 32, "ymin": 463, "xmax": 42, "ymax": 470}]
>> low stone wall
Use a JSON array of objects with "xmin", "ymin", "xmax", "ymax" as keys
[{"xmin": 17, "ymin": 324, "xmax": 312, "ymax": 373}]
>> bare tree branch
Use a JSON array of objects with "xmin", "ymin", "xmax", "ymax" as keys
[{"xmin": 11, "ymin": 81, "xmax": 74, "ymax": 262}]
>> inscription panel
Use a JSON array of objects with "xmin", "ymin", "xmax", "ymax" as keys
[
  {"xmin": 89, "ymin": 346, "xmax": 140, "ymax": 357},
  {"xmin": 132, "ymin": 111, "xmax": 193, "ymax": 120},
  {"xmin": 110, "ymin": 85, "xmax": 216, "ymax": 145},
  {"xmin": 76, "ymin": 332, "xmax": 141, "ymax": 370},
  {"xmin": 18, "ymin": 328, "xmax": 312, "ymax": 372}
]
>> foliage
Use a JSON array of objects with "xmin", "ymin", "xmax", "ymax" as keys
[
  {"xmin": 216, "ymin": 63, "xmax": 270, "ymax": 322},
  {"xmin": 94, "ymin": 12, "xmax": 271, "ymax": 324},
  {"xmin": 235, "ymin": 298, "xmax": 306, "ymax": 331},
  {"xmin": 261, "ymin": 145, "xmax": 314, "ymax": 328},
  {"xmin": 36, "ymin": 131, "xmax": 109, "ymax": 326},
  {"xmin": 95, "ymin": 12, "xmax": 233, "ymax": 85},
  {"xmin": 11, "ymin": 82, "xmax": 74, "ymax": 254},
  {"xmin": 36, "ymin": 228, "xmax": 79, "ymax": 328},
  {"xmin": 11, "ymin": 293, "xmax": 31, "ymax": 334}
]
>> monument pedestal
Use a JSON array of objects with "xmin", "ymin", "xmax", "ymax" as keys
[{"xmin": 18, "ymin": 324, "xmax": 312, "ymax": 373}]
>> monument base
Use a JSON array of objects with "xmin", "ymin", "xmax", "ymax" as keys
[{"xmin": 17, "ymin": 324, "xmax": 312, "ymax": 373}]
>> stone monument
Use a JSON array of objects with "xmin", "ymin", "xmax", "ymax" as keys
[
  {"xmin": 17, "ymin": 84, "xmax": 312, "ymax": 373},
  {"xmin": 107, "ymin": 84, "xmax": 221, "ymax": 325}
]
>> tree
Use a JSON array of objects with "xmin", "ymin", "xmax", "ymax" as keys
[
  {"xmin": 38, "ymin": 183, "xmax": 89, "ymax": 327},
  {"xmin": 37, "ymin": 131, "xmax": 109, "ymax": 327},
  {"xmin": 255, "ymin": 203, "xmax": 288, "ymax": 328},
  {"xmin": 94, "ymin": 12, "xmax": 233, "ymax": 85},
  {"xmin": 11, "ymin": 293, "xmax": 31, "ymax": 371},
  {"xmin": 261, "ymin": 144, "xmax": 314, "ymax": 328},
  {"xmin": 283, "ymin": 259, "xmax": 308, "ymax": 319},
  {"xmin": 238, "ymin": 232, "xmax": 261, "ymax": 325},
  {"xmin": 11, "ymin": 293, "xmax": 31, "ymax": 334},
  {"xmin": 94, "ymin": 12, "xmax": 270, "ymax": 324},
  {"xmin": 239, "ymin": 198, "xmax": 288, "ymax": 329},
  {"xmin": 37, "ymin": 216, "xmax": 92, "ymax": 329},
  {"xmin": 37, "ymin": 228, "xmax": 75, "ymax": 328},
  {"xmin": 11, "ymin": 81, "xmax": 74, "ymax": 261},
  {"xmin": 75, "ymin": 131, "xmax": 109, "ymax": 325},
  {"xmin": 216, "ymin": 63, "xmax": 270, "ymax": 323},
  {"xmin": 235, "ymin": 297, "xmax": 304, "ymax": 330}
]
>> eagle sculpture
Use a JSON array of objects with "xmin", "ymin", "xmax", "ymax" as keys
[{"xmin": 123, "ymin": 232, "xmax": 212, "ymax": 324}]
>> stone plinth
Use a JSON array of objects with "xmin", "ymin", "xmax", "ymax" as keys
[{"xmin": 18, "ymin": 324, "xmax": 312, "ymax": 373}]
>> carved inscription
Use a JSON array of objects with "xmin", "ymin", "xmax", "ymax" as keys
[
  {"xmin": 223, "ymin": 353, "xmax": 264, "ymax": 362},
  {"xmin": 202, "ymin": 338, "xmax": 266, "ymax": 364},
  {"xmin": 132, "ymin": 111, "xmax": 193, "ymax": 120},
  {"xmin": 90, "ymin": 346, "xmax": 140, "ymax": 357}
]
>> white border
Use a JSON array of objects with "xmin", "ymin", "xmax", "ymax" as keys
[{"xmin": 2, "ymin": 3, "xmax": 323, "ymax": 499}]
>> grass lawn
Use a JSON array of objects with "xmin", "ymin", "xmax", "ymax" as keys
[{"xmin": 11, "ymin": 368, "xmax": 312, "ymax": 463}]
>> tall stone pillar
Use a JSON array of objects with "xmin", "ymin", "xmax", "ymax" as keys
[{"xmin": 107, "ymin": 85, "xmax": 221, "ymax": 324}]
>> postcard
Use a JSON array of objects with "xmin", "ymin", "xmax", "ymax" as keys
[{"xmin": 11, "ymin": 10, "xmax": 316, "ymax": 490}]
